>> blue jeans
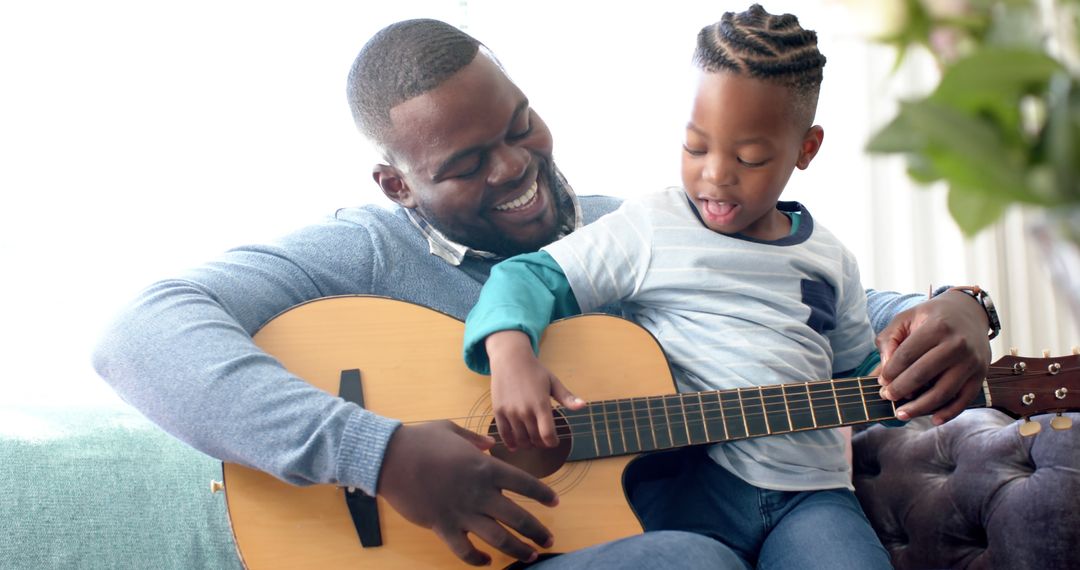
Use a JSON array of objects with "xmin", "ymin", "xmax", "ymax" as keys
[
  {"xmin": 528, "ymin": 529, "xmax": 747, "ymax": 569},
  {"xmin": 627, "ymin": 447, "xmax": 892, "ymax": 570}
]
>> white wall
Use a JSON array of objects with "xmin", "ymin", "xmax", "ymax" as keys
[{"xmin": 2, "ymin": 1, "xmax": 1074, "ymax": 408}]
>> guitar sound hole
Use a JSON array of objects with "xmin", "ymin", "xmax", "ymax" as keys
[{"xmin": 487, "ymin": 411, "xmax": 572, "ymax": 478}]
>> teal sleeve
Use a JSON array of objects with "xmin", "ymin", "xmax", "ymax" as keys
[{"xmin": 463, "ymin": 251, "xmax": 581, "ymax": 374}]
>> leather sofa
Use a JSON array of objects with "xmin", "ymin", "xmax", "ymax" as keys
[{"xmin": 852, "ymin": 409, "xmax": 1080, "ymax": 569}]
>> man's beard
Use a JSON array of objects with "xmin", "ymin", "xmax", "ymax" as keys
[{"xmin": 428, "ymin": 159, "xmax": 569, "ymax": 258}]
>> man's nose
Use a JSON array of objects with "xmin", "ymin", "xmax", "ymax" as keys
[{"xmin": 486, "ymin": 143, "xmax": 530, "ymax": 187}]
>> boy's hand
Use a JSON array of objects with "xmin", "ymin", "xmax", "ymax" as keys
[{"xmin": 485, "ymin": 330, "xmax": 586, "ymax": 451}]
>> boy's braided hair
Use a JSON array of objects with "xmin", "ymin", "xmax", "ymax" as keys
[{"xmin": 694, "ymin": 4, "xmax": 826, "ymax": 126}]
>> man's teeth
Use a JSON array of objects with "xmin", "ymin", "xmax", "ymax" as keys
[{"xmin": 494, "ymin": 181, "xmax": 538, "ymax": 211}]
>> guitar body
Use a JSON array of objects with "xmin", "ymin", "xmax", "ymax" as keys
[{"xmin": 222, "ymin": 296, "xmax": 679, "ymax": 569}]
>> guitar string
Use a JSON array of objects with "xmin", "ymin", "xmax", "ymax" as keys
[
  {"xmin": 411, "ymin": 369, "xmax": 1078, "ymax": 429},
  {"xmin": 400, "ymin": 368, "xmax": 1076, "ymax": 443}
]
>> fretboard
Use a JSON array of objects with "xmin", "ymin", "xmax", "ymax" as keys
[{"xmin": 561, "ymin": 376, "xmax": 987, "ymax": 461}]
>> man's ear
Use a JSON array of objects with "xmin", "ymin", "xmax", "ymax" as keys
[
  {"xmin": 373, "ymin": 164, "xmax": 416, "ymax": 208},
  {"xmin": 796, "ymin": 125, "xmax": 824, "ymax": 170}
]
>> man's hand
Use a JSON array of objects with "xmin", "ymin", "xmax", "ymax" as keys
[
  {"xmin": 486, "ymin": 330, "xmax": 585, "ymax": 451},
  {"xmin": 875, "ymin": 290, "xmax": 992, "ymax": 425},
  {"xmin": 377, "ymin": 421, "xmax": 559, "ymax": 566}
]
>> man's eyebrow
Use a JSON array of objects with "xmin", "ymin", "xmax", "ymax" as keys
[{"xmin": 432, "ymin": 100, "xmax": 530, "ymax": 181}]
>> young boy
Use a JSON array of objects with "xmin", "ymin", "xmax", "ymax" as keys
[{"xmin": 463, "ymin": 5, "xmax": 891, "ymax": 568}]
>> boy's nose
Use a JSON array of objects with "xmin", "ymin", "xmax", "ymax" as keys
[{"xmin": 703, "ymin": 155, "xmax": 737, "ymax": 187}]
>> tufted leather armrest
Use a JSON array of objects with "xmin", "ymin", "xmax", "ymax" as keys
[{"xmin": 852, "ymin": 409, "xmax": 1080, "ymax": 570}]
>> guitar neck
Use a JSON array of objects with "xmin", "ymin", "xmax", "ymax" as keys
[{"xmin": 562, "ymin": 376, "xmax": 989, "ymax": 461}]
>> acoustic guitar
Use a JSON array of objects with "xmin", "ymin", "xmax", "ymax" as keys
[{"xmin": 220, "ymin": 295, "xmax": 1079, "ymax": 569}]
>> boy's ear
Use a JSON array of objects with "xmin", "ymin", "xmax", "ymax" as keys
[
  {"xmin": 796, "ymin": 125, "xmax": 825, "ymax": 170},
  {"xmin": 373, "ymin": 164, "xmax": 417, "ymax": 208}
]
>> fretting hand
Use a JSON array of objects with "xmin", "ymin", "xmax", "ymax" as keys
[{"xmin": 875, "ymin": 290, "xmax": 992, "ymax": 424}]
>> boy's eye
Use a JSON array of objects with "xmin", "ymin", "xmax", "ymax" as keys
[
  {"xmin": 682, "ymin": 144, "xmax": 706, "ymax": 156},
  {"xmin": 738, "ymin": 156, "xmax": 768, "ymax": 167}
]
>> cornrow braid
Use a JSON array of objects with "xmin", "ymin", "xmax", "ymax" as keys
[
  {"xmin": 694, "ymin": 4, "xmax": 826, "ymax": 125},
  {"xmin": 346, "ymin": 19, "xmax": 482, "ymax": 156}
]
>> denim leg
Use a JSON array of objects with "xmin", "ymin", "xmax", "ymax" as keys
[
  {"xmin": 757, "ymin": 488, "xmax": 892, "ymax": 570},
  {"xmin": 626, "ymin": 447, "xmax": 763, "ymax": 564},
  {"xmin": 527, "ymin": 530, "xmax": 749, "ymax": 570}
]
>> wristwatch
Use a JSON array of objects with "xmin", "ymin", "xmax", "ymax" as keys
[{"xmin": 948, "ymin": 285, "xmax": 1002, "ymax": 340}]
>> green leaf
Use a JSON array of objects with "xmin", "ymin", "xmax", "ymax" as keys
[
  {"xmin": 946, "ymin": 184, "xmax": 1009, "ymax": 235},
  {"xmin": 930, "ymin": 47, "xmax": 1063, "ymax": 133},
  {"xmin": 891, "ymin": 100, "xmax": 1036, "ymax": 202},
  {"xmin": 866, "ymin": 112, "xmax": 924, "ymax": 153}
]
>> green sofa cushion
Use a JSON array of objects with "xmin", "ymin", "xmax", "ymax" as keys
[{"xmin": 0, "ymin": 405, "xmax": 243, "ymax": 569}]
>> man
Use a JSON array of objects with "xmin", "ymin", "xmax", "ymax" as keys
[{"xmin": 93, "ymin": 18, "xmax": 994, "ymax": 568}]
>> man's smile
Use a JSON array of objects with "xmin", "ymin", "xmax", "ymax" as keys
[{"xmin": 493, "ymin": 179, "xmax": 540, "ymax": 212}]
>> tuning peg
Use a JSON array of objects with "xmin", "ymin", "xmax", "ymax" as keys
[
  {"xmin": 1010, "ymin": 347, "xmax": 1019, "ymax": 356},
  {"xmin": 1019, "ymin": 418, "xmax": 1042, "ymax": 437},
  {"xmin": 1043, "ymin": 349, "xmax": 1051, "ymax": 358},
  {"xmin": 210, "ymin": 480, "xmax": 224, "ymax": 494},
  {"xmin": 1051, "ymin": 414, "xmax": 1073, "ymax": 431}
]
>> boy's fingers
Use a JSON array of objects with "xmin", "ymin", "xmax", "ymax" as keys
[
  {"xmin": 549, "ymin": 377, "xmax": 586, "ymax": 410},
  {"xmin": 494, "ymin": 413, "xmax": 518, "ymax": 452}
]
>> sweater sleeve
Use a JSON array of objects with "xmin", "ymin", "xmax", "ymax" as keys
[
  {"xmin": 91, "ymin": 217, "xmax": 400, "ymax": 496},
  {"xmin": 463, "ymin": 251, "xmax": 580, "ymax": 375}
]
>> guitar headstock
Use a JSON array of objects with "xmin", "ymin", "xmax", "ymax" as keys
[{"xmin": 985, "ymin": 350, "xmax": 1080, "ymax": 435}]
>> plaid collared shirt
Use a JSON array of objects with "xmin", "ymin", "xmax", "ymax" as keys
[{"xmin": 405, "ymin": 166, "xmax": 583, "ymax": 265}]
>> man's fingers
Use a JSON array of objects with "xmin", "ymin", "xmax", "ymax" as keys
[
  {"xmin": 465, "ymin": 515, "xmax": 541, "ymax": 563},
  {"xmin": 881, "ymin": 337, "xmax": 960, "ymax": 401},
  {"xmin": 931, "ymin": 373, "xmax": 983, "ymax": 425},
  {"xmin": 487, "ymin": 498, "xmax": 555, "ymax": 552},
  {"xmin": 450, "ymin": 421, "xmax": 496, "ymax": 451},
  {"xmin": 433, "ymin": 526, "xmax": 492, "ymax": 567},
  {"xmin": 492, "ymin": 460, "xmax": 559, "ymax": 507},
  {"xmin": 891, "ymin": 354, "xmax": 967, "ymax": 420}
]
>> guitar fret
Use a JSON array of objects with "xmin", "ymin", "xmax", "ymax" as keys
[
  {"xmin": 862, "ymin": 377, "xmax": 897, "ymax": 421},
  {"xmin": 804, "ymin": 383, "xmax": 818, "ymax": 428},
  {"xmin": 587, "ymin": 404, "xmax": 601, "ymax": 456},
  {"xmin": 808, "ymin": 381, "xmax": 840, "ymax": 426},
  {"xmin": 698, "ymin": 393, "xmax": 711, "ymax": 442},
  {"xmin": 829, "ymin": 378, "xmax": 843, "ymax": 424},
  {"xmin": 646, "ymin": 396, "xmax": 659, "ymax": 450},
  {"xmin": 629, "ymin": 398, "xmax": 643, "ymax": 452},
  {"xmin": 614, "ymin": 399, "xmax": 629, "ymax": 454},
  {"xmin": 781, "ymin": 384, "xmax": 793, "ymax": 431},
  {"xmin": 836, "ymin": 378, "xmax": 868, "ymax": 424},
  {"xmin": 785, "ymin": 382, "xmax": 815, "ymax": 431},
  {"xmin": 858, "ymin": 377, "xmax": 871, "ymax": 420},
  {"xmin": 737, "ymin": 387, "xmax": 751, "ymax": 437},
  {"xmin": 715, "ymin": 391, "xmax": 729, "ymax": 440},
  {"xmin": 602, "ymin": 401, "xmax": 616, "ymax": 455},
  {"xmin": 662, "ymin": 396, "xmax": 675, "ymax": 448},
  {"xmin": 679, "ymin": 395, "xmax": 693, "ymax": 444},
  {"xmin": 759, "ymin": 387, "xmax": 772, "ymax": 434}
]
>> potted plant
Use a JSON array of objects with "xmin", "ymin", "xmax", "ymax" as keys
[{"xmin": 840, "ymin": 0, "xmax": 1080, "ymax": 325}]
